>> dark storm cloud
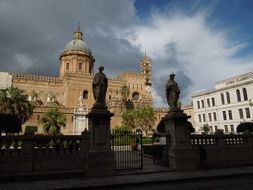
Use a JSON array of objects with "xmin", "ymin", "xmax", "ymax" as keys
[
  {"xmin": 0, "ymin": 0, "xmax": 139, "ymax": 76},
  {"xmin": 152, "ymin": 42, "xmax": 194, "ymax": 105}
]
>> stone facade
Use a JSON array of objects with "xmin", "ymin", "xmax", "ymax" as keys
[
  {"xmin": 6, "ymin": 26, "xmax": 153, "ymax": 134},
  {"xmin": 192, "ymin": 71, "xmax": 253, "ymax": 133}
]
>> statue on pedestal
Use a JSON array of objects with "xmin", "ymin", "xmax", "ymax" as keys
[
  {"xmin": 92, "ymin": 66, "xmax": 108, "ymax": 105},
  {"xmin": 166, "ymin": 73, "xmax": 180, "ymax": 111}
]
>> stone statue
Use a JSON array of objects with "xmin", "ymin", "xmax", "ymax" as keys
[
  {"xmin": 92, "ymin": 66, "xmax": 108, "ymax": 105},
  {"xmin": 166, "ymin": 73, "xmax": 180, "ymax": 110}
]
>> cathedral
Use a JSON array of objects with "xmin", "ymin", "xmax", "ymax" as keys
[{"xmin": 4, "ymin": 26, "xmax": 156, "ymax": 134}]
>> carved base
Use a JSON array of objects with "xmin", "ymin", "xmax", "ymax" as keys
[
  {"xmin": 164, "ymin": 110, "xmax": 200, "ymax": 170},
  {"xmin": 86, "ymin": 106, "xmax": 114, "ymax": 151},
  {"xmin": 164, "ymin": 109, "xmax": 191, "ymax": 146},
  {"xmin": 86, "ymin": 150, "xmax": 116, "ymax": 177},
  {"xmin": 168, "ymin": 146, "xmax": 200, "ymax": 170}
]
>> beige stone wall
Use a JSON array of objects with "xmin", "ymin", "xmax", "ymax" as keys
[{"xmin": 10, "ymin": 30, "xmax": 154, "ymax": 135}]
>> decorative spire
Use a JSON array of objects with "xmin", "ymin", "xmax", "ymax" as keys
[
  {"xmin": 73, "ymin": 24, "xmax": 83, "ymax": 40},
  {"xmin": 142, "ymin": 51, "xmax": 151, "ymax": 62}
]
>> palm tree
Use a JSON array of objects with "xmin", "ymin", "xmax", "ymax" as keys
[
  {"xmin": 0, "ymin": 86, "xmax": 34, "ymax": 124},
  {"xmin": 39, "ymin": 108, "xmax": 66, "ymax": 135},
  {"xmin": 120, "ymin": 85, "xmax": 130, "ymax": 101}
]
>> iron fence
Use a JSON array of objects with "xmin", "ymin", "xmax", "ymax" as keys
[{"xmin": 111, "ymin": 130, "xmax": 143, "ymax": 170}]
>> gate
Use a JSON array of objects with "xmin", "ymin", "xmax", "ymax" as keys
[
  {"xmin": 152, "ymin": 133, "xmax": 169, "ymax": 166},
  {"xmin": 111, "ymin": 130, "xmax": 143, "ymax": 170}
]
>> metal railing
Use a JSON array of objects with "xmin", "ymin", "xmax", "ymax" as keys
[{"xmin": 111, "ymin": 130, "xmax": 143, "ymax": 170}]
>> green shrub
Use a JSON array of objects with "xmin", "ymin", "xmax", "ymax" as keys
[
  {"xmin": 142, "ymin": 137, "xmax": 153, "ymax": 144},
  {"xmin": 237, "ymin": 122, "xmax": 253, "ymax": 133},
  {"xmin": 112, "ymin": 125, "xmax": 131, "ymax": 135},
  {"xmin": 25, "ymin": 125, "xmax": 38, "ymax": 133}
]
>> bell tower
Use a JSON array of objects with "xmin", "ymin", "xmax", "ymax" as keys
[{"xmin": 140, "ymin": 53, "xmax": 152, "ymax": 93}]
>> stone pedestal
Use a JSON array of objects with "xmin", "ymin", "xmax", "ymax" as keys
[
  {"xmin": 85, "ymin": 103, "xmax": 116, "ymax": 176},
  {"xmin": 164, "ymin": 109, "xmax": 200, "ymax": 170}
]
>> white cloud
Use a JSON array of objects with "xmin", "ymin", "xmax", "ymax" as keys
[{"xmin": 116, "ymin": 11, "xmax": 253, "ymax": 106}]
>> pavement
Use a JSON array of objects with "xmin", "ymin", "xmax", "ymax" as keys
[{"xmin": 1, "ymin": 157, "xmax": 253, "ymax": 190}]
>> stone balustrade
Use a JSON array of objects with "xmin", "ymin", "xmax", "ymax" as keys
[
  {"xmin": 0, "ymin": 131, "xmax": 90, "ymax": 175},
  {"xmin": 190, "ymin": 134, "xmax": 249, "ymax": 145},
  {"xmin": 190, "ymin": 134, "xmax": 253, "ymax": 168}
]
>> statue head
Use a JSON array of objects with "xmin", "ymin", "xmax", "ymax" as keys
[
  {"xmin": 170, "ymin": 73, "xmax": 175, "ymax": 79},
  {"xmin": 99, "ymin": 66, "xmax": 104, "ymax": 72}
]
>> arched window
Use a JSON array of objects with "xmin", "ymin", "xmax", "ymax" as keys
[
  {"xmin": 79, "ymin": 63, "xmax": 82, "ymax": 70},
  {"xmin": 132, "ymin": 92, "xmax": 140, "ymax": 101},
  {"xmin": 220, "ymin": 93, "xmax": 225, "ymax": 104},
  {"xmin": 83, "ymin": 90, "xmax": 88, "ymax": 99},
  {"xmin": 226, "ymin": 92, "xmax": 230, "ymax": 104},
  {"xmin": 236, "ymin": 89, "xmax": 241, "ymax": 102},
  {"xmin": 66, "ymin": 63, "xmax": 69, "ymax": 70},
  {"xmin": 243, "ymin": 88, "xmax": 248, "ymax": 101}
]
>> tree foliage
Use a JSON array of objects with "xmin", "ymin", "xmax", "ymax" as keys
[
  {"xmin": 122, "ymin": 106, "xmax": 156, "ymax": 136},
  {"xmin": 237, "ymin": 122, "xmax": 253, "ymax": 133},
  {"xmin": 0, "ymin": 86, "xmax": 34, "ymax": 124},
  {"xmin": 202, "ymin": 124, "xmax": 210, "ymax": 134},
  {"xmin": 39, "ymin": 108, "xmax": 66, "ymax": 135},
  {"xmin": 120, "ymin": 85, "xmax": 130, "ymax": 101},
  {"xmin": 0, "ymin": 113, "xmax": 21, "ymax": 134}
]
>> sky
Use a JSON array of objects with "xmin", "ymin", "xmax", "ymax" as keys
[{"xmin": 0, "ymin": 0, "xmax": 253, "ymax": 107}]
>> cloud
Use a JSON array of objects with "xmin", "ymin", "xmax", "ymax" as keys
[
  {"xmin": 0, "ymin": 0, "xmax": 140, "ymax": 76},
  {"xmin": 119, "ymin": 11, "xmax": 253, "ymax": 106},
  {"xmin": 0, "ymin": 0, "xmax": 252, "ymax": 107}
]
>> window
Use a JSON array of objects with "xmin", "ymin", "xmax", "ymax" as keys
[
  {"xmin": 132, "ymin": 92, "xmax": 140, "ymax": 101},
  {"xmin": 211, "ymin": 98, "xmax": 215, "ymax": 106},
  {"xmin": 66, "ymin": 63, "xmax": 69, "ymax": 70},
  {"xmin": 197, "ymin": 101, "xmax": 200, "ymax": 109},
  {"xmin": 224, "ymin": 125, "xmax": 228, "ymax": 133},
  {"xmin": 226, "ymin": 92, "xmax": 231, "ymax": 104},
  {"xmin": 222, "ymin": 111, "xmax": 227, "ymax": 120},
  {"xmin": 79, "ymin": 63, "xmax": 82, "ymax": 70},
  {"xmin": 203, "ymin": 114, "xmax": 206, "ymax": 122},
  {"xmin": 230, "ymin": 125, "xmax": 234, "ymax": 133},
  {"xmin": 243, "ymin": 88, "xmax": 248, "ymax": 101},
  {"xmin": 198, "ymin": 114, "xmax": 202, "ymax": 123},
  {"xmin": 83, "ymin": 90, "xmax": 88, "ymax": 99},
  {"xmin": 207, "ymin": 99, "xmax": 210, "ymax": 107},
  {"xmin": 201, "ymin": 100, "xmax": 204, "ymax": 108},
  {"xmin": 239, "ymin": 108, "xmax": 243, "ymax": 119},
  {"xmin": 213, "ymin": 112, "xmax": 217, "ymax": 121},
  {"xmin": 89, "ymin": 65, "xmax": 92, "ymax": 74},
  {"xmin": 208, "ymin": 113, "xmax": 212, "ymax": 122},
  {"xmin": 37, "ymin": 115, "xmax": 40, "ymax": 121},
  {"xmin": 228, "ymin": 110, "xmax": 233, "ymax": 120},
  {"xmin": 210, "ymin": 126, "xmax": 213, "ymax": 133},
  {"xmin": 236, "ymin": 89, "xmax": 241, "ymax": 102},
  {"xmin": 245, "ymin": 108, "xmax": 250, "ymax": 118},
  {"xmin": 220, "ymin": 93, "xmax": 225, "ymax": 104}
]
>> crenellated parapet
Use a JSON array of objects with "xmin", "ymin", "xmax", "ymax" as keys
[
  {"xmin": 154, "ymin": 107, "xmax": 169, "ymax": 112},
  {"xmin": 108, "ymin": 76, "xmax": 125, "ymax": 82},
  {"xmin": 12, "ymin": 73, "xmax": 62, "ymax": 83},
  {"xmin": 117, "ymin": 71, "xmax": 143, "ymax": 79}
]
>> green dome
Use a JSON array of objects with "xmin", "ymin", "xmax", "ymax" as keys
[
  {"xmin": 63, "ymin": 26, "xmax": 92, "ymax": 54},
  {"xmin": 64, "ymin": 39, "xmax": 91, "ymax": 53}
]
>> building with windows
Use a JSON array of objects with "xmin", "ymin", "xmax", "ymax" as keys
[
  {"xmin": 1, "ymin": 26, "xmax": 153, "ymax": 134},
  {"xmin": 192, "ymin": 71, "xmax": 253, "ymax": 133}
]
